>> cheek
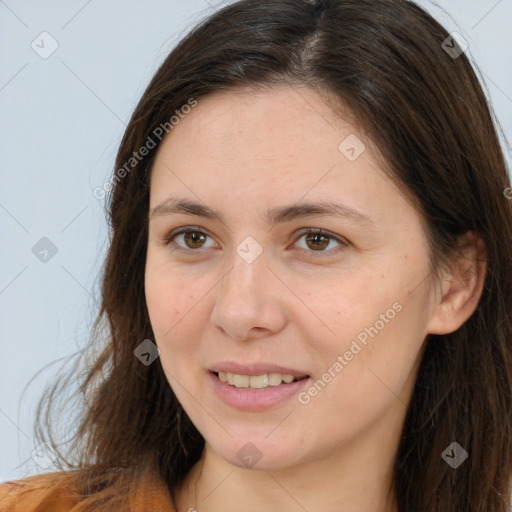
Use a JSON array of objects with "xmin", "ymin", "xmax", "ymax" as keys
[
  {"xmin": 305, "ymin": 269, "xmax": 424, "ymax": 393},
  {"xmin": 300, "ymin": 271, "xmax": 396, "ymax": 352},
  {"xmin": 319, "ymin": 298, "xmax": 424, "ymax": 412},
  {"xmin": 146, "ymin": 264, "xmax": 194, "ymax": 328},
  {"xmin": 145, "ymin": 269, "xmax": 205, "ymax": 360},
  {"xmin": 145, "ymin": 273, "xmax": 206, "ymax": 400}
]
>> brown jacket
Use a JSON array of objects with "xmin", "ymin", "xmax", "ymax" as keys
[{"xmin": 0, "ymin": 471, "xmax": 177, "ymax": 511}]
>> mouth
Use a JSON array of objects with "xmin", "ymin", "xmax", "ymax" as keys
[
  {"xmin": 211, "ymin": 370, "xmax": 310, "ymax": 390},
  {"xmin": 208, "ymin": 365, "xmax": 312, "ymax": 411}
]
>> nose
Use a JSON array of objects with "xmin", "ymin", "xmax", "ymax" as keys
[{"xmin": 210, "ymin": 245, "xmax": 288, "ymax": 341}]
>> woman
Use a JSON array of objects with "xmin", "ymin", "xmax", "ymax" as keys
[{"xmin": 1, "ymin": 0, "xmax": 511, "ymax": 510}]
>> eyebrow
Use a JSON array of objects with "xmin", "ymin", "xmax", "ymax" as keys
[{"xmin": 149, "ymin": 197, "xmax": 376, "ymax": 228}]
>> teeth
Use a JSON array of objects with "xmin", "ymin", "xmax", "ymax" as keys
[
  {"xmin": 233, "ymin": 374, "xmax": 250, "ymax": 387},
  {"xmin": 217, "ymin": 371, "xmax": 301, "ymax": 389},
  {"xmin": 249, "ymin": 374, "xmax": 268, "ymax": 388},
  {"xmin": 268, "ymin": 373, "xmax": 283, "ymax": 386}
]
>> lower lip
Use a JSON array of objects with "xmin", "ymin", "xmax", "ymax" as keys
[{"xmin": 208, "ymin": 371, "xmax": 311, "ymax": 411}]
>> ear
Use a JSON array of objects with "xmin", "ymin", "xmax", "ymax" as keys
[{"xmin": 426, "ymin": 231, "xmax": 487, "ymax": 335}]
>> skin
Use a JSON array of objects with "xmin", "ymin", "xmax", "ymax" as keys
[{"xmin": 144, "ymin": 85, "xmax": 487, "ymax": 512}]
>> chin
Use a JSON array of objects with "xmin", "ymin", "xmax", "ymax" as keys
[{"xmin": 208, "ymin": 434, "xmax": 307, "ymax": 472}]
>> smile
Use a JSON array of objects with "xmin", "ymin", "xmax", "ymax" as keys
[
  {"xmin": 209, "ymin": 370, "xmax": 312, "ymax": 411},
  {"xmin": 216, "ymin": 371, "xmax": 308, "ymax": 389}
]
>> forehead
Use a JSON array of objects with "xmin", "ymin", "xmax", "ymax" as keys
[
  {"xmin": 149, "ymin": 85, "xmax": 411, "ymax": 225},
  {"xmin": 160, "ymin": 85, "xmax": 365, "ymax": 157},
  {"xmin": 152, "ymin": 85, "xmax": 385, "ymax": 182}
]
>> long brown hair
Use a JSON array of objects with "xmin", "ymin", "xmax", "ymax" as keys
[{"xmin": 14, "ymin": 0, "xmax": 512, "ymax": 510}]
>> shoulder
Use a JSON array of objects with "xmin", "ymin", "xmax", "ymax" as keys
[
  {"xmin": 0, "ymin": 469, "xmax": 177, "ymax": 511},
  {"xmin": 0, "ymin": 473, "xmax": 80, "ymax": 512},
  {"xmin": 0, "ymin": 481, "xmax": 20, "ymax": 498}
]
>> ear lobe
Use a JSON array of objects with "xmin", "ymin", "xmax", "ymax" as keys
[{"xmin": 426, "ymin": 232, "xmax": 487, "ymax": 335}]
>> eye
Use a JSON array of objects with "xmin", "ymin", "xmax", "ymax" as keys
[
  {"xmin": 162, "ymin": 226, "xmax": 348, "ymax": 256},
  {"xmin": 292, "ymin": 228, "xmax": 347, "ymax": 256},
  {"xmin": 164, "ymin": 226, "xmax": 217, "ymax": 251}
]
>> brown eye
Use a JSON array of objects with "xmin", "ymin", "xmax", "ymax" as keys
[
  {"xmin": 304, "ymin": 233, "xmax": 330, "ymax": 251},
  {"xmin": 164, "ymin": 227, "xmax": 217, "ymax": 252},
  {"xmin": 183, "ymin": 231, "xmax": 207, "ymax": 249},
  {"xmin": 294, "ymin": 228, "xmax": 347, "ymax": 257}
]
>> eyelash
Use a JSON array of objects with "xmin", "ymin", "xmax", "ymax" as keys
[{"xmin": 162, "ymin": 226, "xmax": 348, "ymax": 257}]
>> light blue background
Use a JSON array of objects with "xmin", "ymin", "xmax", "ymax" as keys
[{"xmin": 1, "ymin": 0, "xmax": 511, "ymax": 481}]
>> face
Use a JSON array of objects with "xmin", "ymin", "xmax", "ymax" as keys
[{"xmin": 145, "ymin": 85, "xmax": 435, "ymax": 471}]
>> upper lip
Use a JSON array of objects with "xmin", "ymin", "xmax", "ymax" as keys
[{"xmin": 209, "ymin": 362, "xmax": 309, "ymax": 378}]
